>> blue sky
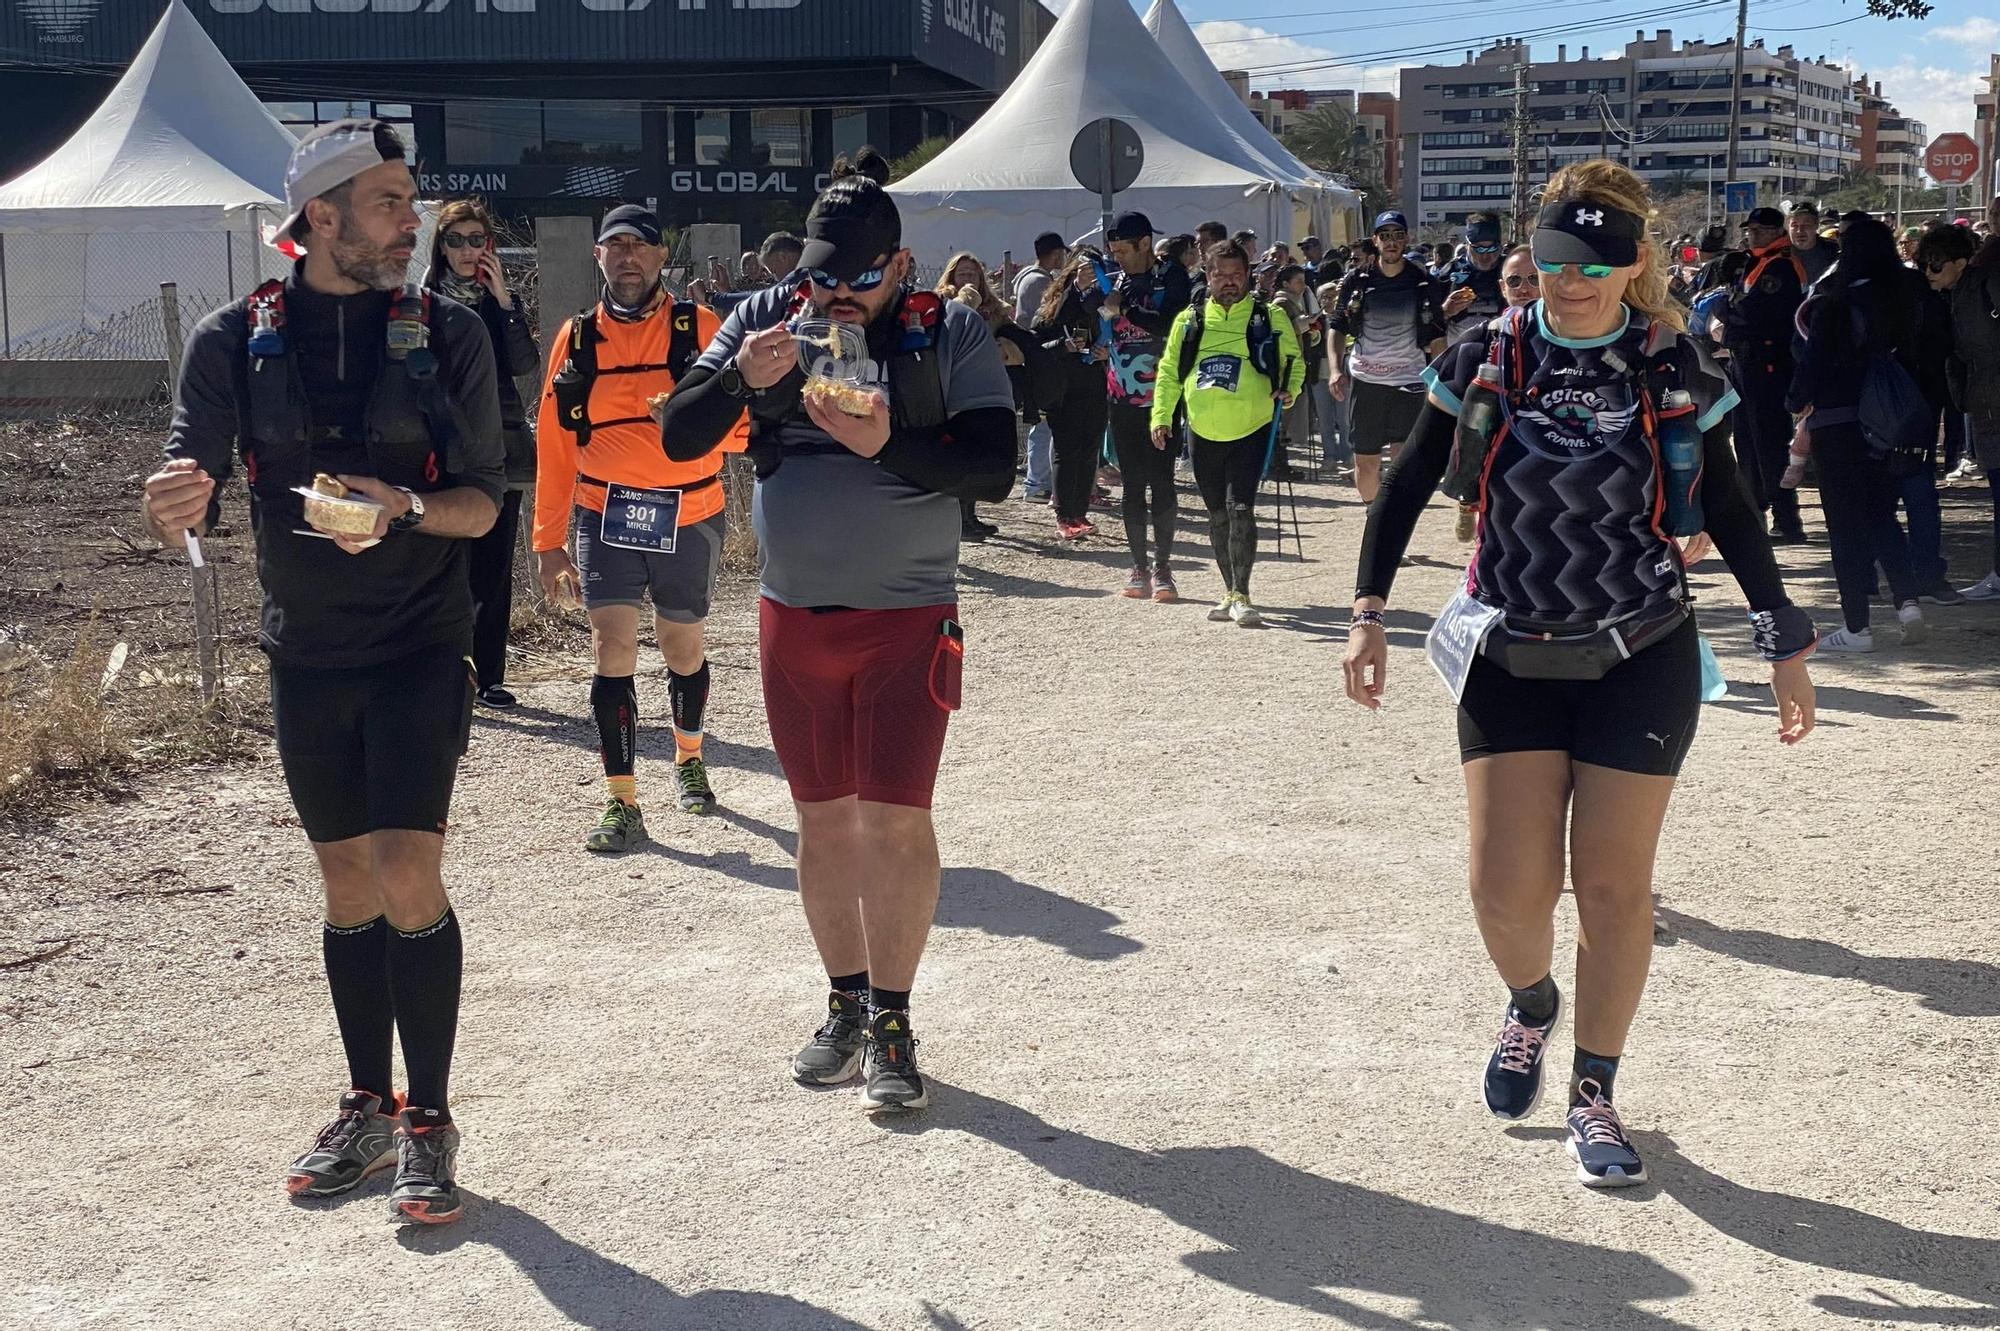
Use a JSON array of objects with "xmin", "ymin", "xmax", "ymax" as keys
[{"xmin": 1088, "ymin": 0, "xmax": 1997, "ymax": 141}]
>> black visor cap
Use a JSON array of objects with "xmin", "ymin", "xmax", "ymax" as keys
[{"xmin": 1531, "ymin": 199, "xmax": 1644, "ymax": 268}]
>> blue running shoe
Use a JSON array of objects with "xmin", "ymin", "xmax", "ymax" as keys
[
  {"xmin": 1482, "ymin": 990, "xmax": 1560, "ymax": 1121},
  {"xmin": 1565, "ymin": 1080, "xmax": 1647, "ymax": 1188}
]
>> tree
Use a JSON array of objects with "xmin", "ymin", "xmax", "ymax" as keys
[
  {"xmin": 1864, "ymin": 0, "xmax": 1932, "ymax": 16},
  {"xmin": 1282, "ymin": 103, "xmax": 1390, "ymax": 216},
  {"xmin": 890, "ymin": 137, "xmax": 952, "ymax": 183}
]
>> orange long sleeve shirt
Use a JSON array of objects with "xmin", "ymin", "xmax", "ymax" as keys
[{"xmin": 532, "ymin": 293, "xmax": 747, "ymax": 554}]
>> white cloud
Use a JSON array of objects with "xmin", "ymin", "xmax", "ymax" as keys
[
  {"xmin": 1873, "ymin": 57, "xmax": 1986, "ymax": 140},
  {"xmin": 1190, "ymin": 19, "xmax": 1408, "ymax": 94},
  {"xmin": 1924, "ymin": 16, "xmax": 1999, "ymax": 49}
]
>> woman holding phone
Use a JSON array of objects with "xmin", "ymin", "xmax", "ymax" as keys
[{"xmin": 426, "ymin": 199, "xmax": 539, "ymax": 706}]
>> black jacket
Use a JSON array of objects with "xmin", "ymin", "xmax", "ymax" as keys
[{"xmin": 424, "ymin": 270, "xmax": 540, "ymax": 477}]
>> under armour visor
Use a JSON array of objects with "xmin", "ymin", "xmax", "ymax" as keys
[{"xmin": 1531, "ymin": 200, "xmax": 1644, "ymax": 269}]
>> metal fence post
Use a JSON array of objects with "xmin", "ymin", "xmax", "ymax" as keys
[{"xmin": 159, "ymin": 282, "xmax": 182, "ymax": 384}]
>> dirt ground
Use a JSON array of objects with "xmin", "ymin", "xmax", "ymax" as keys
[{"xmin": 3, "ymin": 449, "xmax": 1998, "ymax": 1331}]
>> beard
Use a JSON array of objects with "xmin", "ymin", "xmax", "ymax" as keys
[{"xmin": 330, "ymin": 213, "xmax": 412, "ymax": 292}]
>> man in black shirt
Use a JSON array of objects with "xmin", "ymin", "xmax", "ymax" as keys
[
  {"xmin": 1440, "ymin": 212, "xmax": 1507, "ymax": 345},
  {"xmin": 141, "ymin": 120, "xmax": 503, "ymax": 1227},
  {"xmin": 1722, "ymin": 207, "xmax": 1808, "ymax": 542}
]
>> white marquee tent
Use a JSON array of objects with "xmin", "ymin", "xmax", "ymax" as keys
[
  {"xmin": 0, "ymin": 0, "xmax": 296, "ymax": 358},
  {"xmin": 1142, "ymin": 0, "xmax": 1360, "ymax": 241},
  {"xmin": 889, "ymin": 0, "xmax": 1358, "ymax": 267}
]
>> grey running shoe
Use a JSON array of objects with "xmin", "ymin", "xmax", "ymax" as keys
[
  {"xmin": 792, "ymin": 990, "xmax": 868, "ymax": 1085},
  {"xmin": 673, "ymin": 757, "xmax": 717, "ymax": 816},
  {"xmin": 285, "ymin": 1089, "xmax": 399, "ymax": 1198},
  {"xmin": 389, "ymin": 1108, "xmax": 464, "ymax": 1225},
  {"xmin": 859, "ymin": 1009, "xmax": 930, "ymax": 1113},
  {"xmin": 585, "ymin": 799, "xmax": 646, "ymax": 853}
]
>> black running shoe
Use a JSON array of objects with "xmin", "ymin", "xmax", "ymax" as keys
[
  {"xmin": 859, "ymin": 1009, "xmax": 929, "ymax": 1113},
  {"xmin": 389, "ymin": 1108, "xmax": 464, "ymax": 1224},
  {"xmin": 1482, "ymin": 990, "xmax": 1561, "ymax": 1121},
  {"xmin": 792, "ymin": 990, "xmax": 868, "ymax": 1085},
  {"xmin": 673, "ymin": 758, "xmax": 717, "ymax": 815},
  {"xmin": 285, "ymin": 1089, "xmax": 399, "ymax": 1198},
  {"xmin": 1565, "ymin": 1081, "xmax": 1647, "ymax": 1188}
]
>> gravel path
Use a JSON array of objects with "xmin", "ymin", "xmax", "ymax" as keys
[{"xmin": 4, "ymin": 474, "xmax": 1997, "ymax": 1331}]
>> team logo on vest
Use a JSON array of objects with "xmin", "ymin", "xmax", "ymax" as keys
[{"xmin": 1514, "ymin": 385, "xmax": 1637, "ymax": 461}]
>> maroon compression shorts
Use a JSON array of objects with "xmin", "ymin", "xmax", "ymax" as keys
[{"xmin": 758, "ymin": 598, "xmax": 961, "ymax": 808}]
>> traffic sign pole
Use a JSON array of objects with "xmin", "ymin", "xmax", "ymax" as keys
[{"xmin": 1099, "ymin": 119, "xmax": 1115, "ymax": 248}]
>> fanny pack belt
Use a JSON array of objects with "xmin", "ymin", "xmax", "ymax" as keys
[{"xmin": 1480, "ymin": 603, "xmax": 1688, "ymax": 682}]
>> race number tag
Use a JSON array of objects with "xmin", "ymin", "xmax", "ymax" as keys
[
  {"xmin": 1195, "ymin": 354, "xmax": 1242, "ymax": 393},
  {"xmin": 1425, "ymin": 588, "xmax": 1503, "ymax": 702},
  {"xmin": 600, "ymin": 484, "xmax": 682, "ymax": 553}
]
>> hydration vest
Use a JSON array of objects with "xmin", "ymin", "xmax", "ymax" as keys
[
  {"xmin": 237, "ymin": 278, "xmax": 465, "ymax": 502},
  {"xmin": 549, "ymin": 297, "xmax": 702, "ymax": 449},
  {"xmin": 1175, "ymin": 296, "xmax": 1280, "ymax": 386}
]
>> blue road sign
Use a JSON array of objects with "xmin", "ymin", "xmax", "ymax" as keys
[{"xmin": 1724, "ymin": 181, "xmax": 1756, "ymax": 214}]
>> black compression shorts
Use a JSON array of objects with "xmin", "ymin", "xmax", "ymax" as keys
[
  {"xmin": 1457, "ymin": 617, "xmax": 1701, "ymax": 777},
  {"xmin": 1348, "ymin": 380, "xmax": 1427, "ymax": 455},
  {"xmin": 270, "ymin": 641, "xmax": 474, "ymax": 842}
]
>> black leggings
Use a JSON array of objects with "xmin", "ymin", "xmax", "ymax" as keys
[
  {"xmin": 1109, "ymin": 402, "xmax": 1177, "ymax": 570},
  {"xmin": 1045, "ymin": 380, "xmax": 1108, "ymax": 524},
  {"xmin": 468, "ymin": 487, "xmax": 523, "ymax": 689},
  {"xmin": 1192, "ymin": 432, "xmax": 1265, "ymax": 596},
  {"xmin": 1813, "ymin": 423, "xmax": 1919, "ymax": 631}
]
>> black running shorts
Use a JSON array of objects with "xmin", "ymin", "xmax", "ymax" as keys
[
  {"xmin": 1348, "ymin": 379, "xmax": 1427, "ymax": 456},
  {"xmin": 573, "ymin": 506, "xmax": 725, "ymax": 623},
  {"xmin": 1457, "ymin": 617, "xmax": 1701, "ymax": 777},
  {"xmin": 269, "ymin": 641, "xmax": 474, "ymax": 843}
]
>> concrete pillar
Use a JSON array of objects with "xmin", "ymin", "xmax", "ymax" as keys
[{"xmin": 535, "ymin": 215, "xmax": 599, "ymax": 373}]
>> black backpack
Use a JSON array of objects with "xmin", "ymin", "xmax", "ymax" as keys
[{"xmin": 1176, "ymin": 297, "xmax": 1279, "ymax": 384}]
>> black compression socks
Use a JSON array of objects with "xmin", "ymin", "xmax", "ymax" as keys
[
  {"xmin": 1206, "ymin": 510, "xmax": 1235, "ymax": 591},
  {"xmin": 829, "ymin": 971, "xmax": 870, "ymax": 1001},
  {"xmin": 869, "ymin": 986, "xmax": 912, "ymax": 1016},
  {"xmin": 591, "ymin": 674, "xmax": 639, "ymax": 782},
  {"xmin": 1509, "ymin": 974, "xmax": 1559, "ymax": 1025},
  {"xmin": 1227, "ymin": 501, "xmax": 1256, "ymax": 597},
  {"xmin": 668, "ymin": 660, "xmax": 710, "ymax": 761},
  {"xmin": 322, "ymin": 916, "xmax": 394, "ymax": 1104},
  {"xmin": 386, "ymin": 909, "xmax": 463, "ymax": 1119},
  {"xmin": 1572, "ymin": 1047, "xmax": 1621, "ymax": 1106}
]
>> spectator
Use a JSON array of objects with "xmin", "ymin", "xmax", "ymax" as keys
[
  {"xmin": 1030, "ymin": 248, "xmax": 1113, "ymax": 542},
  {"xmin": 937, "ymin": 252, "xmax": 1013, "ymax": 539},
  {"xmin": 1013, "ymin": 230, "xmax": 1068, "ymax": 502},
  {"xmin": 1785, "ymin": 214, "xmax": 1931, "ymax": 650},
  {"xmin": 1927, "ymin": 220, "xmax": 2000, "ymax": 597},
  {"xmin": 1270, "ymin": 263, "xmax": 1314, "ymax": 477}
]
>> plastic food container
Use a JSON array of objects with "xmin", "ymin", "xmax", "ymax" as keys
[
  {"xmin": 792, "ymin": 318, "xmax": 884, "ymax": 417},
  {"xmin": 293, "ymin": 486, "xmax": 384, "ymax": 537}
]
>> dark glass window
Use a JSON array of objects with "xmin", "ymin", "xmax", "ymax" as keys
[
  {"xmin": 446, "ymin": 104, "xmax": 544, "ymax": 165},
  {"xmin": 538, "ymin": 101, "xmax": 641, "ymax": 165},
  {"xmin": 750, "ymin": 109, "xmax": 809, "ymax": 167},
  {"xmin": 831, "ymin": 107, "xmax": 870, "ymax": 163},
  {"xmin": 694, "ymin": 110, "xmax": 731, "ymax": 166}
]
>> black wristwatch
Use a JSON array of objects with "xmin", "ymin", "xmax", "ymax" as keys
[
  {"xmin": 390, "ymin": 487, "xmax": 425, "ymax": 533},
  {"xmin": 719, "ymin": 361, "xmax": 758, "ymax": 400}
]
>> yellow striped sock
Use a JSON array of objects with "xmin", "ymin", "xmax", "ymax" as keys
[{"xmin": 606, "ymin": 774, "xmax": 637, "ymax": 805}]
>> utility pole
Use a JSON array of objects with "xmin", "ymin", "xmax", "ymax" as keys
[
  {"xmin": 1723, "ymin": 0, "xmax": 1748, "ymax": 216},
  {"xmin": 1596, "ymin": 92, "xmax": 1610, "ymax": 161},
  {"xmin": 1511, "ymin": 43, "xmax": 1533, "ymax": 243}
]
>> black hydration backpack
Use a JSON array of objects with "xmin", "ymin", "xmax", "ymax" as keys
[{"xmin": 1176, "ymin": 296, "xmax": 1280, "ymax": 384}]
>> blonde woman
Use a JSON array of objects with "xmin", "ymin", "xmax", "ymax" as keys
[{"xmin": 1344, "ymin": 161, "xmax": 1818, "ymax": 1188}]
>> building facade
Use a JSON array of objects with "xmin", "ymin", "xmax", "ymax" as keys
[
  {"xmin": 1399, "ymin": 30, "xmax": 1860, "ymax": 229},
  {"xmin": 1, "ymin": 0, "xmax": 1053, "ymax": 233},
  {"xmin": 1981, "ymin": 53, "xmax": 2000, "ymax": 198},
  {"xmin": 1856, "ymin": 79, "xmax": 1926, "ymax": 192}
]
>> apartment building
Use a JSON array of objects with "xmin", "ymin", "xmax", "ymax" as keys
[
  {"xmin": 1399, "ymin": 30, "xmax": 1860, "ymax": 228},
  {"xmin": 1241, "ymin": 85, "xmax": 1402, "ymax": 197},
  {"xmin": 1856, "ymin": 79, "xmax": 1927, "ymax": 191},
  {"xmin": 1981, "ymin": 54, "xmax": 2000, "ymax": 197}
]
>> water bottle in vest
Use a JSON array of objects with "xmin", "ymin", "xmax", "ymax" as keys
[
  {"xmin": 1441, "ymin": 361, "xmax": 1503, "ymax": 505},
  {"xmin": 1657, "ymin": 388, "xmax": 1704, "ymax": 536}
]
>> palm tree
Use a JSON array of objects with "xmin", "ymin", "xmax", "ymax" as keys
[
  {"xmin": 1281, "ymin": 103, "xmax": 1389, "ymax": 213},
  {"xmin": 890, "ymin": 137, "xmax": 952, "ymax": 183}
]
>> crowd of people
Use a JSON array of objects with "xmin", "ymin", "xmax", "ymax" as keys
[{"xmin": 137, "ymin": 116, "xmax": 1990, "ymax": 1225}]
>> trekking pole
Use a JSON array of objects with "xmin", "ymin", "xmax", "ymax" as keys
[{"xmin": 1262, "ymin": 356, "xmax": 1303, "ymax": 559}]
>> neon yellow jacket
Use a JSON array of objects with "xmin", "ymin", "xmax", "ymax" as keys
[{"xmin": 1150, "ymin": 295, "xmax": 1306, "ymax": 441}]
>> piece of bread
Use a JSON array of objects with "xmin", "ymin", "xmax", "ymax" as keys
[{"xmin": 311, "ymin": 473, "xmax": 349, "ymax": 499}]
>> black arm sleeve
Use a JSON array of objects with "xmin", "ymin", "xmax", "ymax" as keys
[
  {"xmin": 163, "ymin": 312, "xmax": 244, "ymax": 531},
  {"xmin": 1354, "ymin": 402, "xmax": 1455, "ymax": 601},
  {"xmin": 874, "ymin": 405, "xmax": 1017, "ymax": 502},
  {"xmin": 1697, "ymin": 416, "xmax": 1790, "ymax": 612},
  {"xmin": 659, "ymin": 364, "xmax": 751, "ymax": 462}
]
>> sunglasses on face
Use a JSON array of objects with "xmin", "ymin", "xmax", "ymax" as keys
[
  {"xmin": 1924, "ymin": 260, "xmax": 1956, "ymax": 274},
  {"xmin": 1375, "ymin": 230, "xmax": 1408, "ymax": 242},
  {"xmin": 806, "ymin": 264, "xmax": 890, "ymax": 293},
  {"xmin": 1503, "ymin": 273, "xmax": 1540, "ymax": 289},
  {"xmin": 1535, "ymin": 257, "xmax": 1616, "ymax": 280},
  {"xmin": 1470, "ymin": 242, "xmax": 1503, "ymax": 255},
  {"xmin": 442, "ymin": 231, "xmax": 489, "ymax": 250}
]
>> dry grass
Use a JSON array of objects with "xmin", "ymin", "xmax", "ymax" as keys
[
  {"xmin": 0, "ymin": 629, "xmax": 133, "ymax": 808},
  {"xmin": 721, "ymin": 455, "xmax": 758, "ymax": 575}
]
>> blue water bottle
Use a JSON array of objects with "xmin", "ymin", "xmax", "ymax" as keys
[{"xmin": 1657, "ymin": 388, "xmax": 1703, "ymax": 536}]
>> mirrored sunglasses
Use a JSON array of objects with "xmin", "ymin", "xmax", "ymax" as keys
[{"xmin": 806, "ymin": 265, "xmax": 890, "ymax": 292}]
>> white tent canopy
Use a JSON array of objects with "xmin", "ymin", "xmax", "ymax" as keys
[
  {"xmin": 889, "ymin": 0, "xmax": 1357, "ymax": 269},
  {"xmin": 0, "ymin": 0, "xmax": 296, "ymax": 358}
]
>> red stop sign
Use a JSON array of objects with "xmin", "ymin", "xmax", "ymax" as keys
[{"xmin": 1925, "ymin": 132, "xmax": 1981, "ymax": 187}]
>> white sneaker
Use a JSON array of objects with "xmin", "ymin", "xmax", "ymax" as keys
[
  {"xmin": 1229, "ymin": 598, "xmax": 1263, "ymax": 627},
  {"xmin": 1818, "ymin": 626, "xmax": 1875, "ymax": 653},
  {"xmin": 1960, "ymin": 572, "xmax": 2000, "ymax": 602},
  {"xmin": 1208, "ymin": 595, "xmax": 1237, "ymax": 623},
  {"xmin": 1897, "ymin": 603, "xmax": 1927, "ymax": 646},
  {"xmin": 1948, "ymin": 460, "xmax": 1985, "ymax": 483}
]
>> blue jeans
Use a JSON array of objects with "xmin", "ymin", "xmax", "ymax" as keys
[
  {"xmin": 1023, "ymin": 419, "xmax": 1052, "ymax": 494},
  {"xmin": 1309, "ymin": 380, "xmax": 1349, "ymax": 467},
  {"xmin": 1899, "ymin": 461, "xmax": 1947, "ymax": 587}
]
